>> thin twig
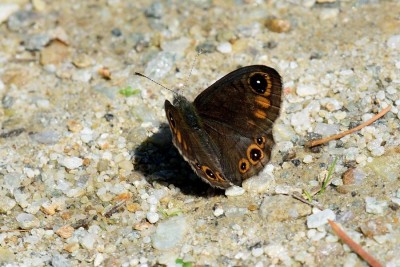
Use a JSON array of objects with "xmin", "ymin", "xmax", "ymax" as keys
[
  {"xmin": 290, "ymin": 193, "xmax": 324, "ymax": 210},
  {"xmin": 306, "ymin": 106, "xmax": 392, "ymax": 147},
  {"xmin": 328, "ymin": 220, "xmax": 383, "ymax": 267}
]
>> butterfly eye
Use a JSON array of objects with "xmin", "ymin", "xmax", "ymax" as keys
[
  {"xmin": 247, "ymin": 144, "xmax": 264, "ymax": 165},
  {"xmin": 168, "ymin": 111, "xmax": 176, "ymax": 129},
  {"xmin": 249, "ymin": 73, "xmax": 269, "ymax": 95}
]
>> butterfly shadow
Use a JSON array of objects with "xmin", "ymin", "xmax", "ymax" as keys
[{"xmin": 133, "ymin": 123, "xmax": 224, "ymax": 197}]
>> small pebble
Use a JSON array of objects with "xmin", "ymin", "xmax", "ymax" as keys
[
  {"xmin": 16, "ymin": 213, "xmax": 40, "ymax": 229},
  {"xmin": 296, "ymin": 84, "xmax": 318, "ymax": 96},
  {"xmin": 265, "ymin": 18, "xmax": 291, "ymax": 33},
  {"xmin": 306, "ymin": 209, "xmax": 336, "ymax": 228},
  {"xmin": 0, "ymin": 3, "xmax": 19, "ymax": 24},
  {"xmin": 387, "ymin": 35, "xmax": 400, "ymax": 49},
  {"xmin": 216, "ymin": 42, "xmax": 232, "ymax": 54},
  {"xmin": 146, "ymin": 212, "xmax": 160, "ymax": 224},
  {"xmin": 303, "ymin": 155, "xmax": 313, "ymax": 163},
  {"xmin": 152, "ymin": 215, "xmax": 187, "ymax": 250},
  {"xmin": 213, "ymin": 207, "xmax": 224, "ymax": 217},
  {"xmin": 225, "ymin": 185, "xmax": 245, "ymax": 196},
  {"xmin": 59, "ymin": 156, "xmax": 83, "ymax": 169},
  {"xmin": 365, "ymin": 197, "xmax": 387, "ymax": 214}
]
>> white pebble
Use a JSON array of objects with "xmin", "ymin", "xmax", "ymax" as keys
[
  {"xmin": 213, "ymin": 207, "xmax": 224, "ymax": 217},
  {"xmin": 80, "ymin": 233, "xmax": 96, "ymax": 250},
  {"xmin": 303, "ymin": 155, "xmax": 313, "ymax": 164},
  {"xmin": 296, "ymin": 84, "xmax": 318, "ymax": 96},
  {"xmin": 251, "ymin": 247, "xmax": 264, "ymax": 257},
  {"xmin": 225, "ymin": 185, "xmax": 245, "ymax": 196},
  {"xmin": 94, "ymin": 253, "xmax": 104, "ymax": 267},
  {"xmin": 365, "ymin": 197, "xmax": 387, "ymax": 214},
  {"xmin": 306, "ymin": 209, "xmax": 336, "ymax": 228},
  {"xmin": 0, "ymin": 3, "xmax": 19, "ymax": 24},
  {"xmin": 16, "ymin": 213, "xmax": 40, "ymax": 229},
  {"xmin": 217, "ymin": 42, "xmax": 232, "ymax": 54},
  {"xmin": 60, "ymin": 156, "xmax": 83, "ymax": 169},
  {"xmin": 146, "ymin": 212, "xmax": 160, "ymax": 224},
  {"xmin": 152, "ymin": 215, "xmax": 187, "ymax": 250},
  {"xmin": 387, "ymin": 35, "xmax": 400, "ymax": 49}
]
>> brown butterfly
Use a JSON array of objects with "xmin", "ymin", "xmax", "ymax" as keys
[{"xmin": 163, "ymin": 65, "xmax": 283, "ymax": 189}]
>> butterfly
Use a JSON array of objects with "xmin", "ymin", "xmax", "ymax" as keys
[{"xmin": 164, "ymin": 65, "xmax": 283, "ymax": 188}]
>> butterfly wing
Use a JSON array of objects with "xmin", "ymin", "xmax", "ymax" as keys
[
  {"xmin": 165, "ymin": 96, "xmax": 233, "ymax": 188},
  {"xmin": 193, "ymin": 65, "xmax": 283, "ymax": 183}
]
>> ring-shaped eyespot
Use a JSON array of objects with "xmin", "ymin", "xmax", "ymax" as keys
[
  {"xmin": 201, "ymin": 166, "xmax": 217, "ymax": 181},
  {"xmin": 238, "ymin": 158, "xmax": 250, "ymax": 174},
  {"xmin": 247, "ymin": 144, "xmax": 264, "ymax": 165},
  {"xmin": 215, "ymin": 172, "xmax": 225, "ymax": 182},
  {"xmin": 167, "ymin": 110, "xmax": 176, "ymax": 129},
  {"xmin": 248, "ymin": 72, "xmax": 271, "ymax": 96},
  {"xmin": 255, "ymin": 137, "xmax": 266, "ymax": 148}
]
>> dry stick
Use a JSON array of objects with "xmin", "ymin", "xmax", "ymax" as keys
[
  {"xmin": 306, "ymin": 106, "xmax": 392, "ymax": 147},
  {"xmin": 328, "ymin": 220, "xmax": 383, "ymax": 267}
]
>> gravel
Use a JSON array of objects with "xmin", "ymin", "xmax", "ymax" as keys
[{"xmin": 0, "ymin": 1, "xmax": 399, "ymax": 266}]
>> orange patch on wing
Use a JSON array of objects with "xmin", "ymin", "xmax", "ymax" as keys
[
  {"xmin": 265, "ymin": 75, "xmax": 272, "ymax": 95},
  {"xmin": 176, "ymin": 131, "xmax": 182, "ymax": 143},
  {"xmin": 183, "ymin": 140, "xmax": 187, "ymax": 151},
  {"xmin": 255, "ymin": 96, "xmax": 270, "ymax": 109},
  {"xmin": 254, "ymin": 109, "xmax": 267, "ymax": 119}
]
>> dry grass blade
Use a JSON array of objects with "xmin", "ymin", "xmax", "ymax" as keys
[
  {"xmin": 306, "ymin": 106, "xmax": 392, "ymax": 147},
  {"xmin": 328, "ymin": 220, "xmax": 383, "ymax": 267}
]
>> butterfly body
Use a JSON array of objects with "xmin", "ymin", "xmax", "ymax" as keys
[{"xmin": 165, "ymin": 65, "xmax": 282, "ymax": 189}]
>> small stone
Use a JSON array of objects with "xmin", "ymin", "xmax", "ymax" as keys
[
  {"xmin": 72, "ymin": 54, "xmax": 94, "ymax": 68},
  {"xmin": 127, "ymin": 202, "xmax": 141, "ymax": 212},
  {"xmin": 40, "ymin": 40, "xmax": 70, "ymax": 65},
  {"xmin": 56, "ymin": 225, "xmax": 74, "ymax": 239},
  {"xmin": 319, "ymin": 8, "xmax": 339, "ymax": 19},
  {"xmin": 80, "ymin": 233, "xmax": 96, "ymax": 250},
  {"xmin": 242, "ymin": 173, "xmax": 275, "ymax": 194},
  {"xmin": 59, "ymin": 156, "xmax": 83, "ymax": 169},
  {"xmin": 303, "ymin": 155, "xmax": 313, "ymax": 163},
  {"xmin": 64, "ymin": 243, "xmax": 79, "ymax": 253},
  {"xmin": 144, "ymin": 2, "xmax": 163, "ymax": 18},
  {"xmin": 67, "ymin": 120, "xmax": 83, "ymax": 133},
  {"xmin": 342, "ymin": 168, "xmax": 355, "ymax": 185},
  {"xmin": 387, "ymin": 35, "xmax": 400, "ymax": 49},
  {"xmin": 216, "ymin": 42, "xmax": 232, "ymax": 54},
  {"xmin": 225, "ymin": 185, "xmax": 245, "ymax": 196},
  {"xmin": 252, "ymin": 247, "xmax": 264, "ymax": 257},
  {"xmin": 0, "ymin": 3, "xmax": 19, "ymax": 24},
  {"xmin": 94, "ymin": 253, "xmax": 104, "ymax": 267},
  {"xmin": 146, "ymin": 212, "xmax": 160, "ymax": 224},
  {"xmin": 25, "ymin": 33, "xmax": 51, "ymax": 51},
  {"xmin": 306, "ymin": 209, "xmax": 336, "ymax": 228},
  {"xmin": 265, "ymin": 18, "xmax": 291, "ymax": 33},
  {"xmin": 41, "ymin": 202, "xmax": 60, "ymax": 215},
  {"xmin": 0, "ymin": 196, "xmax": 16, "ymax": 212},
  {"xmin": 51, "ymin": 253, "xmax": 72, "ymax": 267},
  {"xmin": 296, "ymin": 84, "xmax": 318, "ymax": 96},
  {"xmin": 32, "ymin": 0, "xmax": 46, "ymax": 11},
  {"xmin": 16, "ymin": 213, "xmax": 40, "ymax": 229},
  {"xmin": 314, "ymin": 123, "xmax": 340, "ymax": 137},
  {"xmin": 30, "ymin": 131, "xmax": 60, "ymax": 144},
  {"xmin": 365, "ymin": 197, "xmax": 387, "ymax": 215},
  {"xmin": 213, "ymin": 207, "xmax": 224, "ymax": 217},
  {"xmin": 152, "ymin": 215, "xmax": 187, "ymax": 250}
]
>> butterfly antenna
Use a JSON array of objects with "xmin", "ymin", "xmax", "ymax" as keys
[
  {"xmin": 181, "ymin": 49, "xmax": 202, "ymax": 93},
  {"xmin": 134, "ymin": 72, "xmax": 176, "ymax": 94}
]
